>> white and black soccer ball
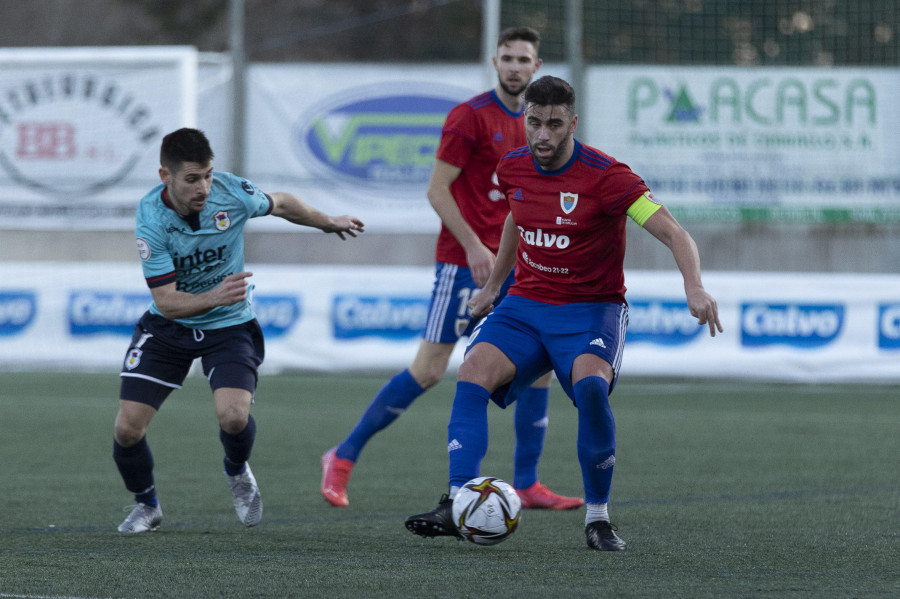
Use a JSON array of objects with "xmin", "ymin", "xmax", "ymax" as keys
[{"xmin": 451, "ymin": 476, "xmax": 521, "ymax": 545}]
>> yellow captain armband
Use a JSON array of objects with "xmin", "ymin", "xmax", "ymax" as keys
[{"xmin": 626, "ymin": 191, "xmax": 663, "ymax": 227}]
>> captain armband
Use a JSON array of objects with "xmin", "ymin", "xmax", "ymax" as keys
[{"xmin": 626, "ymin": 191, "xmax": 663, "ymax": 228}]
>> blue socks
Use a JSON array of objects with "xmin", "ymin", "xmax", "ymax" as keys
[
  {"xmin": 574, "ymin": 376, "xmax": 616, "ymax": 504},
  {"xmin": 113, "ymin": 436, "xmax": 157, "ymax": 506},
  {"xmin": 512, "ymin": 385, "xmax": 550, "ymax": 489},
  {"xmin": 221, "ymin": 414, "xmax": 256, "ymax": 476},
  {"xmin": 447, "ymin": 381, "xmax": 491, "ymax": 488},
  {"xmin": 337, "ymin": 369, "xmax": 425, "ymax": 462}
]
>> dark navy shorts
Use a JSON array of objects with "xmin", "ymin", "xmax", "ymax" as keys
[
  {"xmin": 465, "ymin": 296, "xmax": 628, "ymax": 407},
  {"xmin": 119, "ymin": 312, "xmax": 265, "ymax": 409},
  {"xmin": 423, "ymin": 262, "xmax": 515, "ymax": 343}
]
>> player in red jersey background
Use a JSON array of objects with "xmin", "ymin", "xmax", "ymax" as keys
[
  {"xmin": 321, "ymin": 29, "xmax": 582, "ymax": 512},
  {"xmin": 406, "ymin": 75, "xmax": 722, "ymax": 550}
]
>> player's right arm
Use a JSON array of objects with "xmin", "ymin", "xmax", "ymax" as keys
[
  {"xmin": 427, "ymin": 159, "xmax": 495, "ymax": 286},
  {"xmin": 468, "ymin": 213, "xmax": 518, "ymax": 319},
  {"xmin": 149, "ymin": 272, "xmax": 253, "ymax": 321}
]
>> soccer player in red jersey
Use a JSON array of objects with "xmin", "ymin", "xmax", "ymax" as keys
[
  {"xmin": 406, "ymin": 76, "xmax": 722, "ymax": 550},
  {"xmin": 321, "ymin": 28, "xmax": 582, "ymax": 511}
]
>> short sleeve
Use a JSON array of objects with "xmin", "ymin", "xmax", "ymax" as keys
[{"xmin": 435, "ymin": 103, "xmax": 477, "ymax": 170}]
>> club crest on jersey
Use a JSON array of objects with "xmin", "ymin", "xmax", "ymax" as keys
[
  {"xmin": 454, "ymin": 318, "xmax": 470, "ymax": 337},
  {"xmin": 214, "ymin": 211, "xmax": 231, "ymax": 231},
  {"xmin": 125, "ymin": 348, "xmax": 142, "ymax": 370},
  {"xmin": 560, "ymin": 192, "xmax": 578, "ymax": 214}
]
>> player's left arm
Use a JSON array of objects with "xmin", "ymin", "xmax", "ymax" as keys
[
  {"xmin": 468, "ymin": 213, "xmax": 518, "ymax": 319},
  {"xmin": 639, "ymin": 202, "xmax": 723, "ymax": 337},
  {"xmin": 268, "ymin": 192, "xmax": 365, "ymax": 240}
]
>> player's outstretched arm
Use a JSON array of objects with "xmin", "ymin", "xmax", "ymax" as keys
[
  {"xmin": 642, "ymin": 206, "xmax": 723, "ymax": 337},
  {"xmin": 150, "ymin": 272, "xmax": 253, "ymax": 320},
  {"xmin": 269, "ymin": 192, "xmax": 365, "ymax": 240}
]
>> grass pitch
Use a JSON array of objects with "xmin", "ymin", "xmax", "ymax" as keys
[{"xmin": 0, "ymin": 372, "xmax": 897, "ymax": 598}]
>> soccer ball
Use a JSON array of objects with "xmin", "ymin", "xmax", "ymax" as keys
[{"xmin": 451, "ymin": 476, "xmax": 521, "ymax": 545}]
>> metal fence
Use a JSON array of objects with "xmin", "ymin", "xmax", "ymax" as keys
[{"xmin": 501, "ymin": 0, "xmax": 899, "ymax": 66}]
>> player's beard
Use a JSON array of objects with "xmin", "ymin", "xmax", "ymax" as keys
[
  {"xmin": 530, "ymin": 131, "xmax": 573, "ymax": 169},
  {"xmin": 499, "ymin": 78, "xmax": 529, "ymax": 98}
]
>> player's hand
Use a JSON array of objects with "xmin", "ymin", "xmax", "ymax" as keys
[
  {"xmin": 324, "ymin": 216, "xmax": 365, "ymax": 240},
  {"xmin": 686, "ymin": 286, "xmax": 723, "ymax": 337},
  {"xmin": 212, "ymin": 271, "xmax": 253, "ymax": 306},
  {"xmin": 466, "ymin": 245, "xmax": 496, "ymax": 287},
  {"xmin": 467, "ymin": 286, "xmax": 499, "ymax": 320}
]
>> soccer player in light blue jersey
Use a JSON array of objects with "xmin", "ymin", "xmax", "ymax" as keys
[{"xmin": 114, "ymin": 128, "xmax": 364, "ymax": 533}]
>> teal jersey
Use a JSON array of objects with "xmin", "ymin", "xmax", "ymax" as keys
[{"xmin": 135, "ymin": 171, "xmax": 274, "ymax": 330}]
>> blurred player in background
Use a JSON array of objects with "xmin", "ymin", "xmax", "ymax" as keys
[
  {"xmin": 405, "ymin": 76, "xmax": 722, "ymax": 550},
  {"xmin": 113, "ymin": 127, "xmax": 364, "ymax": 533},
  {"xmin": 321, "ymin": 27, "xmax": 582, "ymax": 511}
]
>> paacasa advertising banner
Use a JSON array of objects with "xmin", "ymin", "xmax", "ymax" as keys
[{"xmin": 586, "ymin": 66, "xmax": 900, "ymax": 223}]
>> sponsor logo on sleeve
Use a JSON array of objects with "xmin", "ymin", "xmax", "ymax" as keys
[
  {"xmin": 626, "ymin": 299, "xmax": 703, "ymax": 345},
  {"xmin": 741, "ymin": 302, "xmax": 844, "ymax": 348},
  {"xmin": 878, "ymin": 303, "xmax": 900, "ymax": 349},
  {"xmin": 68, "ymin": 291, "xmax": 150, "ymax": 336},
  {"xmin": 136, "ymin": 238, "xmax": 151, "ymax": 260},
  {"xmin": 0, "ymin": 291, "xmax": 37, "ymax": 335},
  {"xmin": 332, "ymin": 295, "xmax": 429, "ymax": 340}
]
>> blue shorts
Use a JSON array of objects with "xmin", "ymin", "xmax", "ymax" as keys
[
  {"xmin": 422, "ymin": 262, "xmax": 515, "ymax": 344},
  {"xmin": 466, "ymin": 296, "xmax": 628, "ymax": 407},
  {"xmin": 119, "ymin": 312, "xmax": 265, "ymax": 409}
]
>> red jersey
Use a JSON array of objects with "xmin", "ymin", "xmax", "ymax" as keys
[
  {"xmin": 496, "ymin": 140, "xmax": 650, "ymax": 305},
  {"xmin": 434, "ymin": 90, "xmax": 527, "ymax": 266}
]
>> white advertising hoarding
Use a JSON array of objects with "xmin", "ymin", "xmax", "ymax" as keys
[
  {"xmin": 1, "ymin": 263, "xmax": 898, "ymax": 383},
  {"xmin": 241, "ymin": 63, "xmax": 482, "ymax": 233},
  {"xmin": 0, "ymin": 47, "xmax": 199, "ymax": 229},
  {"xmin": 586, "ymin": 66, "xmax": 900, "ymax": 222},
  {"xmin": 4, "ymin": 52, "xmax": 895, "ymax": 231}
]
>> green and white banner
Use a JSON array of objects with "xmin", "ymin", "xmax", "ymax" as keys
[{"xmin": 586, "ymin": 66, "xmax": 900, "ymax": 223}]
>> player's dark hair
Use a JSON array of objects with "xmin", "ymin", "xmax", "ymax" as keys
[
  {"xmin": 524, "ymin": 76, "xmax": 576, "ymax": 113},
  {"xmin": 160, "ymin": 128, "xmax": 214, "ymax": 173},
  {"xmin": 497, "ymin": 26, "xmax": 541, "ymax": 52}
]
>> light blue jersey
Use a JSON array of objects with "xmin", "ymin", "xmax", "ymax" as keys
[{"xmin": 135, "ymin": 171, "xmax": 273, "ymax": 330}]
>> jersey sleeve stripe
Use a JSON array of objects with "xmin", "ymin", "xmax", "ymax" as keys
[
  {"xmin": 612, "ymin": 180, "xmax": 650, "ymax": 211},
  {"xmin": 443, "ymin": 128, "xmax": 477, "ymax": 144},
  {"xmin": 505, "ymin": 146, "xmax": 531, "ymax": 158},
  {"xmin": 466, "ymin": 92, "xmax": 493, "ymax": 109},
  {"xmin": 146, "ymin": 272, "xmax": 176, "ymax": 288},
  {"xmin": 578, "ymin": 155, "xmax": 611, "ymax": 170}
]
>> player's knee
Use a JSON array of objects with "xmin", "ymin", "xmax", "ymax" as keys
[
  {"xmin": 114, "ymin": 419, "xmax": 145, "ymax": 446},
  {"xmin": 218, "ymin": 412, "xmax": 249, "ymax": 435},
  {"xmin": 413, "ymin": 368, "xmax": 443, "ymax": 390},
  {"xmin": 456, "ymin": 359, "xmax": 481, "ymax": 383},
  {"xmin": 457, "ymin": 359, "xmax": 502, "ymax": 389}
]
